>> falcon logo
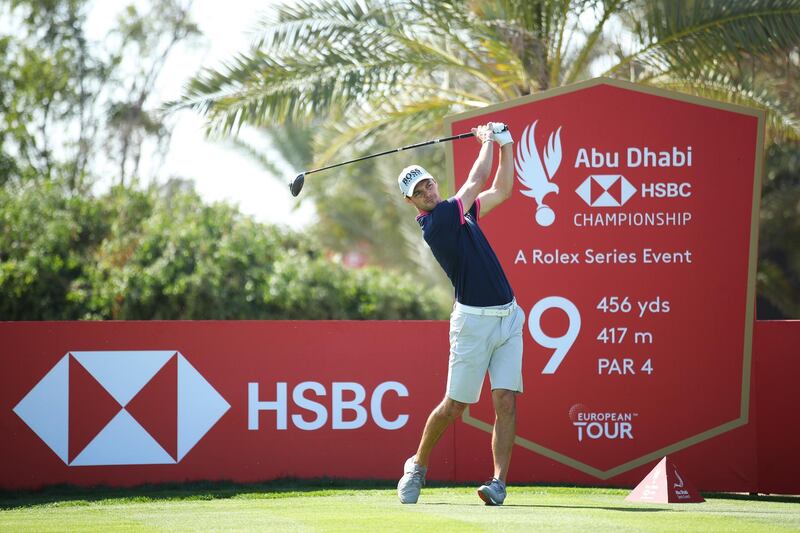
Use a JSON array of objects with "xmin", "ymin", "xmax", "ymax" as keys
[
  {"xmin": 13, "ymin": 351, "xmax": 230, "ymax": 466},
  {"xmin": 515, "ymin": 120, "xmax": 563, "ymax": 227},
  {"xmin": 575, "ymin": 175, "xmax": 637, "ymax": 207}
]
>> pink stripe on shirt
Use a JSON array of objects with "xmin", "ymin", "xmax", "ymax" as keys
[{"xmin": 456, "ymin": 197, "xmax": 465, "ymax": 225}]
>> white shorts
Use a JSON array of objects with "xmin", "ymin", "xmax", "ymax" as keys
[{"xmin": 446, "ymin": 300, "xmax": 525, "ymax": 404}]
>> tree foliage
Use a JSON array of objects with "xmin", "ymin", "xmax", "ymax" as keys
[
  {"xmin": 0, "ymin": 0, "xmax": 198, "ymax": 190},
  {"xmin": 0, "ymin": 0, "xmax": 447, "ymax": 321},
  {"xmin": 0, "ymin": 179, "xmax": 108, "ymax": 318},
  {"xmin": 0, "ymin": 179, "xmax": 445, "ymax": 320},
  {"xmin": 757, "ymin": 141, "xmax": 800, "ymax": 318}
]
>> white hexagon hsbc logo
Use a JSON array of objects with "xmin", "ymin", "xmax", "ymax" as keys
[
  {"xmin": 576, "ymin": 174, "xmax": 637, "ymax": 207},
  {"xmin": 13, "ymin": 351, "xmax": 230, "ymax": 466}
]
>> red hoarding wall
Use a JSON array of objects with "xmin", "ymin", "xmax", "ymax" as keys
[
  {"xmin": 0, "ymin": 321, "xmax": 454, "ymax": 489},
  {"xmin": 0, "ymin": 320, "xmax": 797, "ymax": 493},
  {"xmin": 755, "ymin": 320, "xmax": 800, "ymax": 494}
]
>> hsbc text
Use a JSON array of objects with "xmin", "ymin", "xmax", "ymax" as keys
[
  {"xmin": 640, "ymin": 182, "xmax": 692, "ymax": 198},
  {"xmin": 247, "ymin": 381, "xmax": 409, "ymax": 431}
]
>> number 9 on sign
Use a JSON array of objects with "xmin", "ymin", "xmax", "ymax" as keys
[{"xmin": 528, "ymin": 296, "xmax": 581, "ymax": 374}]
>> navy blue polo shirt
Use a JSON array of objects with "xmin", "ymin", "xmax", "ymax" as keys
[{"xmin": 416, "ymin": 197, "xmax": 514, "ymax": 307}]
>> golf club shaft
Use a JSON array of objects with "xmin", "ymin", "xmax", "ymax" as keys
[{"xmin": 302, "ymin": 132, "xmax": 475, "ymax": 176}]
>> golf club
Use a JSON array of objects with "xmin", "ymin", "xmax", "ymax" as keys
[{"xmin": 289, "ymin": 131, "xmax": 477, "ymax": 197}]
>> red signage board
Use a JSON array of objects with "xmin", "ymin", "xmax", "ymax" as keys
[
  {"xmin": 0, "ymin": 320, "xmax": 798, "ymax": 492},
  {"xmin": 0, "ymin": 322, "xmax": 452, "ymax": 488},
  {"xmin": 444, "ymin": 78, "xmax": 764, "ymax": 478}
]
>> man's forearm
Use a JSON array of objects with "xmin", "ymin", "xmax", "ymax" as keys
[
  {"xmin": 491, "ymin": 143, "xmax": 514, "ymax": 197},
  {"xmin": 466, "ymin": 140, "xmax": 494, "ymax": 189}
]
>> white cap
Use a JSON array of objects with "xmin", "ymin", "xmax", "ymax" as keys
[{"xmin": 397, "ymin": 165, "xmax": 433, "ymax": 197}]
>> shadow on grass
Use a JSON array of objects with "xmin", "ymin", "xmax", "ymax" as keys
[
  {"xmin": 703, "ymin": 492, "xmax": 800, "ymax": 504},
  {"xmin": 508, "ymin": 505, "xmax": 671, "ymax": 512},
  {"xmin": 421, "ymin": 502, "xmax": 671, "ymax": 512},
  {"xmin": 0, "ymin": 478, "xmax": 396, "ymax": 510}
]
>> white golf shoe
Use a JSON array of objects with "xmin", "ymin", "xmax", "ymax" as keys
[
  {"xmin": 397, "ymin": 455, "xmax": 426, "ymax": 504},
  {"xmin": 477, "ymin": 478, "xmax": 506, "ymax": 506}
]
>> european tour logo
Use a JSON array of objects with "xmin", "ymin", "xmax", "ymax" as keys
[{"xmin": 568, "ymin": 403, "xmax": 636, "ymax": 443}]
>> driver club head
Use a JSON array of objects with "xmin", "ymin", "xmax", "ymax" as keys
[{"xmin": 289, "ymin": 173, "xmax": 305, "ymax": 197}]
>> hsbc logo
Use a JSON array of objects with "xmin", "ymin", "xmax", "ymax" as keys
[
  {"xmin": 575, "ymin": 174, "xmax": 637, "ymax": 207},
  {"xmin": 13, "ymin": 351, "xmax": 230, "ymax": 466}
]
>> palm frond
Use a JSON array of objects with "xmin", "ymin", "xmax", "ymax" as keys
[
  {"xmin": 607, "ymin": 0, "xmax": 800, "ymax": 79},
  {"xmin": 179, "ymin": 0, "xmax": 520, "ymax": 135},
  {"xmin": 313, "ymin": 94, "xmax": 465, "ymax": 167},
  {"xmin": 654, "ymin": 71, "xmax": 800, "ymax": 140},
  {"xmin": 565, "ymin": 0, "xmax": 627, "ymax": 83}
]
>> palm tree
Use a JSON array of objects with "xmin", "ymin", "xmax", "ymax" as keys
[
  {"xmin": 181, "ymin": 0, "xmax": 800, "ymax": 139},
  {"xmin": 178, "ymin": 0, "xmax": 800, "ymax": 314}
]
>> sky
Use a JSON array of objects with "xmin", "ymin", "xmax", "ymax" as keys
[{"xmin": 86, "ymin": 0, "xmax": 315, "ymax": 228}]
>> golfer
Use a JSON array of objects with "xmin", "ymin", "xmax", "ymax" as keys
[{"xmin": 396, "ymin": 122, "xmax": 524, "ymax": 506}]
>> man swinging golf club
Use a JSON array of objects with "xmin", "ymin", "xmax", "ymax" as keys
[{"xmin": 397, "ymin": 122, "xmax": 524, "ymax": 506}]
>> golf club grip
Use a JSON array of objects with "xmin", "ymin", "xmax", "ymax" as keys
[{"xmin": 304, "ymin": 132, "xmax": 475, "ymax": 175}]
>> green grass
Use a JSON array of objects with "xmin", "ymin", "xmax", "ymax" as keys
[{"xmin": 1, "ymin": 480, "xmax": 798, "ymax": 532}]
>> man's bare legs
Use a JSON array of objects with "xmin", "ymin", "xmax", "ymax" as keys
[
  {"xmin": 401, "ymin": 391, "xmax": 516, "ymax": 505},
  {"xmin": 490, "ymin": 389, "xmax": 516, "ymax": 483},
  {"xmin": 413, "ymin": 390, "xmax": 515, "ymax": 476},
  {"xmin": 414, "ymin": 396, "xmax": 467, "ymax": 467},
  {"xmin": 398, "ymin": 396, "xmax": 467, "ymax": 503}
]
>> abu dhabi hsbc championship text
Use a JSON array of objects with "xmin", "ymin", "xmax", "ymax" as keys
[{"xmin": 574, "ymin": 211, "xmax": 692, "ymax": 227}]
